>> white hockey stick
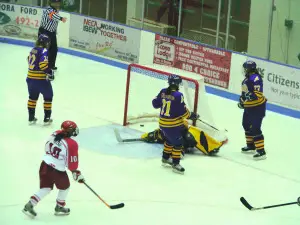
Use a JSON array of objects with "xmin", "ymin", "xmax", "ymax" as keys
[{"xmin": 113, "ymin": 129, "xmax": 144, "ymax": 143}]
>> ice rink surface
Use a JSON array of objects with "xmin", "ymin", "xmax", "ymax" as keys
[{"xmin": 1, "ymin": 43, "xmax": 300, "ymax": 225}]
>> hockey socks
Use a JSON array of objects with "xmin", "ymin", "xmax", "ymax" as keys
[
  {"xmin": 253, "ymin": 134, "xmax": 265, "ymax": 151},
  {"xmin": 56, "ymin": 188, "xmax": 69, "ymax": 207},
  {"xmin": 30, "ymin": 188, "xmax": 51, "ymax": 206},
  {"xmin": 245, "ymin": 131, "xmax": 255, "ymax": 148},
  {"xmin": 44, "ymin": 100, "xmax": 52, "ymax": 121},
  {"xmin": 27, "ymin": 99, "xmax": 37, "ymax": 121}
]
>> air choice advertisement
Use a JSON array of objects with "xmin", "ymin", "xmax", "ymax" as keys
[
  {"xmin": 69, "ymin": 14, "xmax": 140, "ymax": 63},
  {"xmin": 0, "ymin": 3, "xmax": 42, "ymax": 40},
  {"xmin": 153, "ymin": 34, "xmax": 232, "ymax": 89},
  {"xmin": 247, "ymin": 57, "xmax": 300, "ymax": 110}
]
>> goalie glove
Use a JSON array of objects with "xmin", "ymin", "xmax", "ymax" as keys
[
  {"xmin": 72, "ymin": 170, "xmax": 85, "ymax": 183},
  {"xmin": 188, "ymin": 112, "xmax": 199, "ymax": 121},
  {"xmin": 141, "ymin": 130, "xmax": 159, "ymax": 143}
]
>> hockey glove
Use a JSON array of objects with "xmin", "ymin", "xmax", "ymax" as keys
[
  {"xmin": 238, "ymin": 96, "xmax": 245, "ymax": 109},
  {"xmin": 237, "ymin": 102, "xmax": 244, "ymax": 109},
  {"xmin": 188, "ymin": 112, "xmax": 199, "ymax": 121},
  {"xmin": 141, "ymin": 130, "xmax": 158, "ymax": 143},
  {"xmin": 72, "ymin": 170, "xmax": 85, "ymax": 183},
  {"xmin": 46, "ymin": 70, "xmax": 54, "ymax": 81},
  {"xmin": 242, "ymin": 92, "xmax": 257, "ymax": 101}
]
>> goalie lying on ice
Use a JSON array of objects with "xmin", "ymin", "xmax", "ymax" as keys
[{"xmin": 141, "ymin": 124, "xmax": 227, "ymax": 156}]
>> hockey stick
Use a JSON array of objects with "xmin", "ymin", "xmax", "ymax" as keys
[
  {"xmin": 240, "ymin": 197, "xmax": 298, "ymax": 211},
  {"xmin": 197, "ymin": 119, "xmax": 228, "ymax": 132},
  {"xmin": 114, "ymin": 128, "xmax": 144, "ymax": 143},
  {"xmin": 84, "ymin": 182, "xmax": 125, "ymax": 209}
]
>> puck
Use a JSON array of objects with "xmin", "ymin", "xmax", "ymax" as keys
[{"xmin": 140, "ymin": 124, "xmax": 144, "ymax": 127}]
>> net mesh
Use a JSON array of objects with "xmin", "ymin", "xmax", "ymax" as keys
[{"xmin": 124, "ymin": 64, "xmax": 226, "ymax": 141}]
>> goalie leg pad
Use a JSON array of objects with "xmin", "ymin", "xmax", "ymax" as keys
[
  {"xmin": 182, "ymin": 131, "xmax": 197, "ymax": 148},
  {"xmin": 188, "ymin": 126, "xmax": 223, "ymax": 155}
]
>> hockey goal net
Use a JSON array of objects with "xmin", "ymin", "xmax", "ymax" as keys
[{"xmin": 123, "ymin": 64, "xmax": 226, "ymax": 141}]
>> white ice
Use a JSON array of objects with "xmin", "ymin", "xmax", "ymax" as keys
[{"xmin": 1, "ymin": 43, "xmax": 300, "ymax": 225}]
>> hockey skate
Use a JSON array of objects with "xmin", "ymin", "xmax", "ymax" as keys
[
  {"xmin": 43, "ymin": 118, "xmax": 53, "ymax": 126},
  {"xmin": 253, "ymin": 150, "xmax": 266, "ymax": 160},
  {"xmin": 241, "ymin": 145, "xmax": 256, "ymax": 153},
  {"xmin": 54, "ymin": 205, "xmax": 70, "ymax": 216},
  {"xmin": 22, "ymin": 201, "xmax": 37, "ymax": 218},
  {"xmin": 172, "ymin": 164, "xmax": 185, "ymax": 174},
  {"xmin": 28, "ymin": 118, "xmax": 37, "ymax": 125},
  {"xmin": 161, "ymin": 158, "xmax": 172, "ymax": 167}
]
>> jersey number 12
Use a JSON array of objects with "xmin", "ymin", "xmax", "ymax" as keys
[
  {"xmin": 28, "ymin": 53, "xmax": 36, "ymax": 70},
  {"xmin": 161, "ymin": 99, "xmax": 171, "ymax": 117}
]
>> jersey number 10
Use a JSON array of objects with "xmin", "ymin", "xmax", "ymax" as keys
[
  {"xmin": 160, "ymin": 99, "xmax": 171, "ymax": 117},
  {"xmin": 46, "ymin": 142, "xmax": 62, "ymax": 159}
]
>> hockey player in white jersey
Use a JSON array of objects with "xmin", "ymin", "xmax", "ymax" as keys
[{"xmin": 22, "ymin": 120, "xmax": 85, "ymax": 218}]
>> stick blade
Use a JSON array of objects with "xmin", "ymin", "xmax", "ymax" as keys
[
  {"xmin": 113, "ymin": 129, "xmax": 123, "ymax": 143},
  {"xmin": 110, "ymin": 203, "xmax": 125, "ymax": 209},
  {"xmin": 240, "ymin": 197, "xmax": 253, "ymax": 210}
]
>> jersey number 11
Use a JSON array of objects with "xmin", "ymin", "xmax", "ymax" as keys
[{"xmin": 161, "ymin": 99, "xmax": 171, "ymax": 117}]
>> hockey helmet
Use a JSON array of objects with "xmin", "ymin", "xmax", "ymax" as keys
[
  {"xmin": 37, "ymin": 34, "xmax": 50, "ymax": 48},
  {"xmin": 168, "ymin": 74, "xmax": 182, "ymax": 86},
  {"xmin": 243, "ymin": 60, "xmax": 257, "ymax": 70},
  {"xmin": 243, "ymin": 61, "xmax": 257, "ymax": 75},
  {"xmin": 61, "ymin": 120, "xmax": 79, "ymax": 137}
]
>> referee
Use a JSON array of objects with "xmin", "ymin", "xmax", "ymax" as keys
[{"xmin": 38, "ymin": 0, "xmax": 67, "ymax": 70}]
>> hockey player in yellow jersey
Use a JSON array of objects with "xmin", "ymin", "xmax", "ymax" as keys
[{"xmin": 141, "ymin": 122, "xmax": 227, "ymax": 156}]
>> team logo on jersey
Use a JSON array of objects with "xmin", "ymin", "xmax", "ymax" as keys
[{"xmin": 0, "ymin": 12, "xmax": 11, "ymax": 25}]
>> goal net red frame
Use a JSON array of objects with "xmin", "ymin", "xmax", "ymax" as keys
[{"xmin": 123, "ymin": 63, "xmax": 226, "ymax": 140}]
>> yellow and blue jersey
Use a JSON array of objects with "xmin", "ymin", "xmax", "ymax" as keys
[
  {"xmin": 27, "ymin": 47, "xmax": 50, "ymax": 80},
  {"xmin": 241, "ymin": 74, "xmax": 266, "ymax": 108},
  {"xmin": 152, "ymin": 88, "xmax": 190, "ymax": 128}
]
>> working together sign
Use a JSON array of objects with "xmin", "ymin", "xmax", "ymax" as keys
[
  {"xmin": 0, "ymin": 3, "xmax": 41, "ymax": 40},
  {"xmin": 153, "ymin": 34, "xmax": 232, "ymax": 88},
  {"xmin": 69, "ymin": 14, "xmax": 140, "ymax": 63}
]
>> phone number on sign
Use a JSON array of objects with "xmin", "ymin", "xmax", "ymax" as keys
[{"xmin": 16, "ymin": 16, "xmax": 39, "ymax": 28}]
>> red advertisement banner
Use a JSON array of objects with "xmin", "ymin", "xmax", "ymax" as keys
[{"xmin": 153, "ymin": 34, "xmax": 232, "ymax": 89}]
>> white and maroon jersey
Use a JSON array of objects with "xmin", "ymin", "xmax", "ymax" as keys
[{"xmin": 43, "ymin": 130, "xmax": 79, "ymax": 172}]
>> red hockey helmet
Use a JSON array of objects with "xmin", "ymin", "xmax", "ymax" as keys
[{"xmin": 61, "ymin": 120, "xmax": 79, "ymax": 137}]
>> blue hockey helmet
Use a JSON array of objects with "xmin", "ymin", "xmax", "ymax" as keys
[
  {"xmin": 243, "ymin": 61, "xmax": 257, "ymax": 70},
  {"xmin": 37, "ymin": 34, "xmax": 50, "ymax": 48},
  {"xmin": 168, "ymin": 74, "xmax": 182, "ymax": 86},
  {"xmin": 243, "ymin": 60, "xmax": 257, "ymax": 76}
]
